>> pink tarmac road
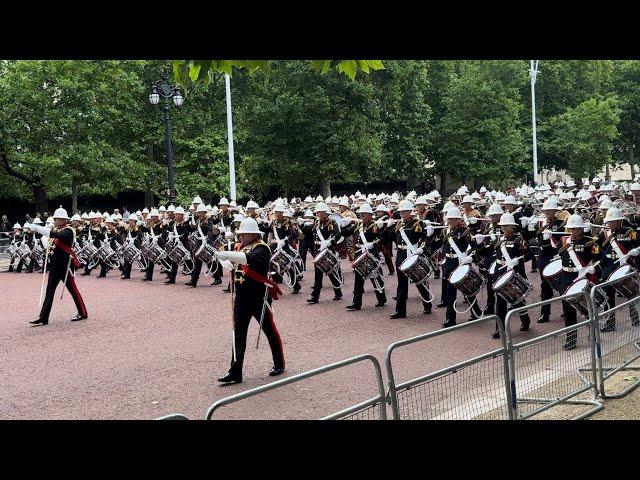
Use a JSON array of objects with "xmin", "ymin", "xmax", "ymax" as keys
[{"xmin": 0, "ymin": 260, "xmax": 567, "ymax": 419}]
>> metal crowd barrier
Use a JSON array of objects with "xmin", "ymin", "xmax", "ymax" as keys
[
  {"xmin": 385, "ymin": 315, "xmax": 513, "ymax": 420},
  {"xmin": 504, "ymin": 292, "xmax": 603, "ymax": 420},
  {"xmin": 205, "ymin": 354, "xmax": 387, "ymax": 420},
  {"xmin": 155, "ymin": 413, "xmax": 190, "ymax": 420},
  {"xmin": 590, "ymin": 271, "xmax": 640, "ymax": 399}
]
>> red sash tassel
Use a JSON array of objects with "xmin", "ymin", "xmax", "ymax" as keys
[
  {"xmin": 240, "ymin": 264, "xmax": 283, "ymax": 300},
  {"xmin": 53, "ymin": 239, "xmax": 81, "ymax": 269}
]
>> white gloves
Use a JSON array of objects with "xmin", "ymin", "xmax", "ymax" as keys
[
  {"xmin": 304, "ymin": 221, "xmax": 314, "ymax": 227},
  {"xmin": 474, "ymin": 233, "xmax": 485, "ymax": 245},
  {"xmin": 29, "ymin": 224, "xmax": 50, "ymax": 237},
  {"xmin": 583, "ymin": 222, "xmax": 591, "ymax": 233},
  {"xmin": 414, "ymin": 247, "xmax": 424, "ymax": 255},
  {"xmin": 320, "ymin": 240, "xmax": 332, "ymax": 250},
  {"xmin": 220, "ymin": 260, "xmax": 234, "ymax": 271},
  {"xmin": 619, "ymin": 254, "xmax": 629, "ymax": 266},
  {"xmin": 276, "ymin": 239, "xmax": 286, "ymax": 250},
  {"xmin": 468, "ymin": 216, "xmax": 478, "ymax": 225},
  {"xmin": 577, "ymin": 265, "xmax": 595, "ymax": 279},
  {"xmin": 364, "ymin": 242, "xmax": 374, "ymax": 251},
  {"xmin": 217, "ymin": 251, "xmax": 247, "ymax": 264},
  {"xmin": 543, "ymin": 231, "xmax": 552, "ymax": 241},
  {"xmin": 459, "ymin": 254, "xmax": 473, "ymax": 265},
  {"xmin": 426, "ymin": 225, "xmax": 434, "ymax": 237},
  {"xmin": 224, "ymin": 231, "xmax": 235, "ymax": 240},
  {"xmin": 219, "ymin": 225, "xmax": 227, "ymax": 233},
  {"xmin": 630, "ymin": 247, "xmax": 640, "ymax": 257},
  {"xmin": 520, "ymin": 216, "xmax": 529, "ymax": 228},
  {"xmin": 507, "ymin": 258, "xmax": 520, "ymax": 270},
  {"xmin": 375, "ymin": 219, "xmax": 384, "ymax": 229}
]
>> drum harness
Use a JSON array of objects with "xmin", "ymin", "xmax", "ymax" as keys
[
  {"xmin": 356, "ymin": 223, "xmax": 384, "ymax": 292},
  {"xmin": 315, "ymin": 223, "xmax": 344, "ymax": 287},
  {"xmin": 399, "ymin": 222, "xmax": 434, "ymax": 303}
]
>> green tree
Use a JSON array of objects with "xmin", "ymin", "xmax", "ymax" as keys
[{"xmin": 542, "ymin": 96, "xmax": 620, "ymax": 179}]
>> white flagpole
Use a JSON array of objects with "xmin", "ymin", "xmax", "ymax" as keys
[
  {"xmin": 529, "ymin": 60, "xmax": 540, "ymax": 186},
  {"xmin": 225, "ymin": 74, "xmax": 237, "ymax": 203}
]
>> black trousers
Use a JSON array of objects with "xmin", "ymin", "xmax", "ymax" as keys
[
  {"xmin": 229, "ymin": 296, "xmax": 285, "ymax": 377},
  {"xmin": 495, "ymin": 295, "xmax": 530, "ymax": 332},
  {"xmin": 353, "ymin": 271, "xmax": 386, "ymax": 307},
  {"xmin": 145, "ymin": 260, "xmax": 154, "ymax": 280},
  {"xmin": 190, "ymin": 258, "xmax": 203, "ymax": 285},
  {"xmin": 39, "ymin": 268, "xmax": 88, "ymax": 321},
  {"xmin": 168, "ymin": 260, "xmax": 179, "ymax": 282},
  {"xmin": 122, "ymin": 260, "xmax": 132, "ymax": 278},
  {"xmin": 299, "ymin": 239, "xmax": 314, "ymax": 271},
  {"xmin": 485, "ymin": 274, "xmax": 495, "ymax": 314},
  {"xmin": 16, "ymin": 259, "xmax": 24, "ymax": 273},
  {"xmin": 602, "ymin": 281, "xmax": 639, "ymax": 328},
  {"xmin": 212, "ymin": 259, "xmax": 223, "ymax": 279},
  {"xmin": 310, "ymin": 265, "xmax": 342, "ymax": 300},
  {"xmin": 538, "ymin": 256, "xmax": 554, "ymax": 318}
]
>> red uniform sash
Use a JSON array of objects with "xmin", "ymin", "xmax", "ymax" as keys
[
  {"xmin": 240, "ymin": 264, "xmax": 283, "ymax": 300},
  {"xmin": 53, "ymin": 238, "xmax": 82, "ymax": 269}
]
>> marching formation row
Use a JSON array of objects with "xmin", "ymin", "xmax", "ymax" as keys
[{"xmin": 8, "ymin": 178, "xmax": 640, "ymax": 352}]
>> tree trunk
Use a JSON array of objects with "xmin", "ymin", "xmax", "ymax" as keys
[
  {"xmin": 71, "ymin": 179, "xmax": 78, "ymax": 214},
  {"xmin": 439, "ymin": 173, "xmax": 447, "ymax": 197},
  {"xmin": 144, "ymin": 177, "xmax": 154, "ymax": 208},
  {"xmin": 34, "ymin": 185, "xmax": 48, "ymax": 213},
  {"xmin": 318, "ymin": 178, "xmax": 331, "ymax": 198},
  {"xmin": 406, "ymin": 173, "xmax": 418, "ymax": 192},
  {"xmin": 630, "ymin": 134, "xmax": 636, "ymax": 180},
  {"xmin": 605, "ymin": 164, "xmax": 611, "ymax": 182}
]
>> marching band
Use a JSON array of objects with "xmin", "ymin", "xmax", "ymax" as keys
[{"xmin": 7, "ymin": 177, "xmax": 640, "ymax": 353}]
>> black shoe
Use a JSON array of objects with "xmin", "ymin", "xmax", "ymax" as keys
[
  {"xmin": 388, "ymin": 271, "xmax": 394, "ymax": 276},
  {"xmin": 269, "ymin": 367, "xmax": 285, "ymax": 377},
  {"xmin": 436, "ymin": 302, "xmax": 447, "ymax": 308},
  {"xmin": 222, "ymin": 287, "xmax": 231, "ymax": 293},
  {"xmin": 434, "ymin": 273, "xmax": 440, "ymax": 279},
  {"xmin": 81, "ymin": 272, "xmax": 91, "ymax": 276},
  {"xmin": 164, "ymin": 280, "xmax": 175, "ymax": 284},
  {"xmin": 375, "ymin": 301, "xmax": 386, "ymax": 307},
  {"xmin": 392, "ymin": 296, "xmax": 397, "ymax": 301},
  {"xmin": 423, "ymin": 308, "xmax": 432, "ymax": 315},
  {"xmin": 537, "ymin": 314, "xmax": 549, "ymax": 324},
  {"xmin": 467, "ymin": 316, "xmax": 479, "ymax": 322},
  {"xmin": 217, "ymin": 373, "xmax": 242, "ymax": 384},
  {"xmin": 562, "ymin": 342, "xmax": 576, "ymax": 351},
  {"xmin": 211, "ymin": 278, "xmax": 222, "ymax": 285},
  {"xmin": 483, "ymin": 308, "xmax": 495, "ymax": 316},
  {"xmin": 185, "ymin": 282, "xmax": 197, "ymax": 288},
  {"xmin": 333, "ymin": 295, "xmax": 342, "ymax": 301},
  {"xmin": 389, "ymin": 312, "xmax": 406, "ymax": 319},
  {"xmin": 142, "ymin": 278, "xmax": 151, "ymax": 282},
  {"xmin": 520, "ymin": 323, "xmax": 530, "ymax": 331},
  {"xmin": 292, "ymin": 287, "xmax": 301, "ymax": 294},
  {"xmin": 306, "ymin": 297, "xmax": 318, "ymax": 304},
  {"xmin": 29, "ymin": 318, "xmax": 48, "ymax": 326},
  {"xmin": 346, "ymin": 304, "xmax": 361, "ymax": 311},
  {"xmin": 442, "ymin": 320, "xmax": 456, "ymax": 328},
  {"xmin": 530, "ymin": 268, "xmax": 538, "ymax": 273},
  {"xmin": 600, "ymin": 323, "xmax": 616, "ymax": 333},
  {"xmin": 8, "ymin": 266, "xmax": 13, "ymax": 272},
  {"xmin": 71, "ymin": 314, "xmax": 88, "ymax": 322},
  {"xmin": 492, "ymin": 330, "xmax": 500, "ymax": 339},
  {"xmin": 97, "ymin": 274, "xmax": 106, "ymax": 278}
]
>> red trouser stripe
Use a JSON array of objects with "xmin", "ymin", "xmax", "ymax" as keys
[
  {"xmin": 265, "ymin": 308, "xmax": 285, "ymax": 368},
  {"xmin": 67, "ymin": 274, "xmax": 87, "ymax": 317}
]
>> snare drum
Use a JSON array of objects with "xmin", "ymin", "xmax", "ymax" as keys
[
  {"xmin": 313, "ymin": 248, "xmax": 340, "ymax": 274},
  {"xmin": 195, "ymin": 242, "xmax": 216, "ymax": 264},
  {"xmin": 564, "ymin": 278, "xmax": 608, "ymax": 317},
  {"xmin": 168, "ymin": 241, "xmax": 191, "ymax": 265},
  {"xmin": 493, "ymin": 270, "xmax": 532, "ymax": 305},
  {"xmin": 142, "ymin": 240, "xmax": 166, "ymax": 263},
  {"xmin": 449, "ymin": 264, "xmax": 484, "ymax": 297},
  {"xmin": 122, "ymin": 242, "xmax": 142, "ymax": 264},
  {"xmin": 271, "ymin": 248, "xmax": 296, "ymax": 273},
  {"xmin": 354, "ymin": 251, "xmax": 383, "ymax": 280},
  {"xmin": 607, "ymin": 265, "xmax": 640, "ymax": 299},
  {"xmin": 187, "ymin": 231, "xmax": 201, "ymax": 251},
  {"xmin": 399, "ymin": 254, "xmax": 432, "ymax": 285},
  {"xmin": 542, "ymin": 259, "xmax": 564, "ymax": 293}
]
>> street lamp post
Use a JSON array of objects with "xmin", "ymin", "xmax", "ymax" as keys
[{"xmin": 149, "ymin": 67, "xmax": 184, "ymax": 205}]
